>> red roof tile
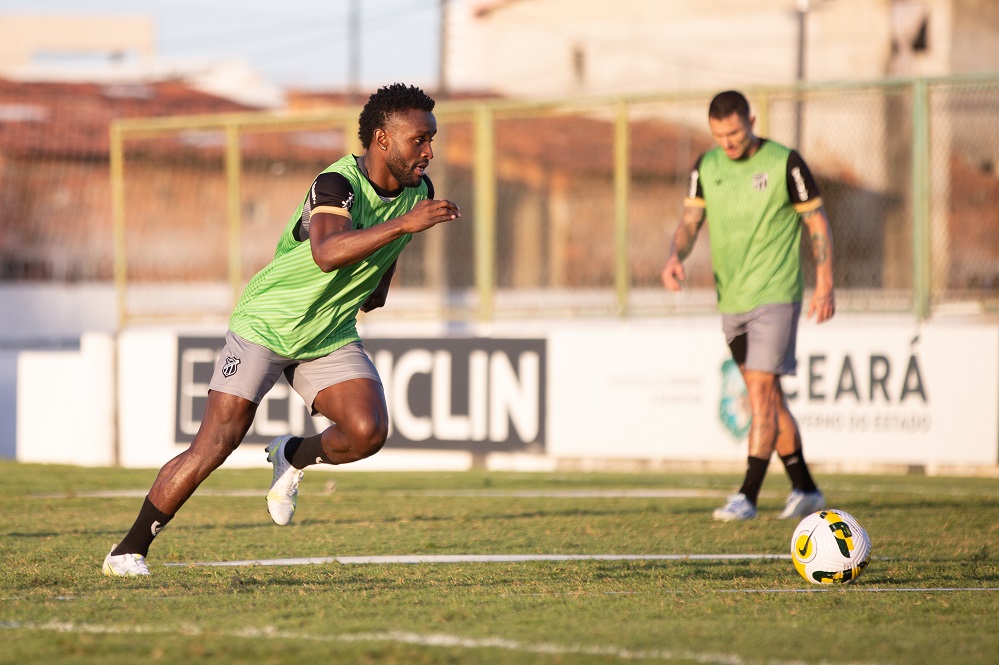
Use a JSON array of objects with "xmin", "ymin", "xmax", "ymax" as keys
[{"xmin": 0, "ymin": 78, "xmax": 257, "ymax": 158}]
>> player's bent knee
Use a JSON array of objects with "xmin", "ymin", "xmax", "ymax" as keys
[
  {"xmin": 343, "ymin": 414, "xmax": 388, "ymax": 459},
  {"xmin": 351, "ymin": 433, "xmax": 386, "ymax": 460},
  {"xmin": 355, "ymin": 436, "xmax": 386, "ymax": 460}
]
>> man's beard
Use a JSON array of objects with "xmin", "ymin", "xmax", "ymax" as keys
[{"xmin": 386, "ymin": 150, "xmax": 423, "ymax": 188}]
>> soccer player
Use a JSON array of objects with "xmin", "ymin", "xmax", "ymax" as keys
[
  {"xmin": 103, "ymin": 83, "xmax": 461, "ymax": 576},
  {"xmin": 661, "ymin": 90, "xmax": 834, "ymax": 522}
]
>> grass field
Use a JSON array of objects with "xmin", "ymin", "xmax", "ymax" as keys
[{"xmin": 1, "ymin": 459, "xmax": 997, "ymax": 664}]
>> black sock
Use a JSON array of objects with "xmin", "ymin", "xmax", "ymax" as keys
[
  {"xmin": 780, "ymin": 450, "xmax": 819, "ymax": 493},
  {"xmin": 112, "ymin": 496, "xmax": 173, "ymax": 557},
  {"xmin": 738, "ymin": 456, "xmax": 771, "ymax": 506},
  {"xmin": 285, "ymin": 436, "xmax": 332, "ymax": 469}
]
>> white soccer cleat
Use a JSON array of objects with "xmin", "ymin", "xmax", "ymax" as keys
[
  {"xmin": 777, "ymin": 490, "xmax": 826, "ymax": 520},
  {"xmin": 266, "ymin": 435, "xmax": 304, "ymax": 526},
  {"xmin": 712, "ymin": 493, "xmax": 758, "ymax": 522},
  {"xmin": 102, "ymin": 545, "xmax": 150, "ymax": 577}
]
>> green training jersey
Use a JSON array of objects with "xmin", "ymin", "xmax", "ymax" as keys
[
  {"xmin": 685, "ymin": 139, "xmax": 822, "ymax": 314},
  {"xmin": 229, "ymin": 154, "xmax": 428, "ymax": 359}
]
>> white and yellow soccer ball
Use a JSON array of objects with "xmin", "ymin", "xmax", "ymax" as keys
[{"xmin": 791, "ymin": 509, "xmax": 872, "ymax": 585}]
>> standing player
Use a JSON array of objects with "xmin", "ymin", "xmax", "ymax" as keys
[
  {"xmin": 103, "ymin": 83, "xmax": 461, "ymax": 576},
  {"xmin": 661, "ymin": 90, "xmax": 834, "ymax": 522}
]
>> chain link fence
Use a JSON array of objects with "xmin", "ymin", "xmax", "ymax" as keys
[{"xmin": 2, "ymin": 75, "xmax": 997, "ymax": 324}]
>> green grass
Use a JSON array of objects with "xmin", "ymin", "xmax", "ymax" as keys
[{"xmin": 1, "ymin": 460, "xmax": 997, "ymax": 664}]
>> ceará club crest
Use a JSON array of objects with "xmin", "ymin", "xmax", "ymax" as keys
[{"xmin": 752, "ymin": 173, "xmax": 769, "ymax": 191}]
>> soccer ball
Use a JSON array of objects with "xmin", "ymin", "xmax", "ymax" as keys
[{"xmin": 790, "ymin": 509, "xmax": 872, "ymax": 585}]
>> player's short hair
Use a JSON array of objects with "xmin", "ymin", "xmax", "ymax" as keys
[
  {"xmin": 708, "ymin": 90, "xmax": 751, "ymax": 121},
  {"xmin": 357, "ymin": 83, "xmax": 436, "ymax": 149}
]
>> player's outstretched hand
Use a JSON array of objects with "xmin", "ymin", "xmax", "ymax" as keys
[
  {"xmin": 661, "ymin": 257, "xmax": 686, "ymax": 292},
  {"xmin": 402, "ymin": 198, "xmax": 461, "ymax": 233}
]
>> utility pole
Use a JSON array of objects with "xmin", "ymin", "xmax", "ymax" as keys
[
  {"xmin": 348, "ymin": 0, "xmax": 361, "ymax": 103},
  {"xmin": 424, "ymin": 0, "xmax": 450, "ymax": 302},
  {"xmin": 438, "ymin": 0, "xmax": 449, "ymax": 97},
  {"xmin": 794, "ymin": 0, "xmax": 808, "ymax": 150}
]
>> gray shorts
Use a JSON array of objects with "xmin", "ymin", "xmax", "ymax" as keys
[
  {"xmin": 208, "ymin": 330, "xmax": 381, "ymax": 413},
  {"xmin": 721, "ymin": 302, "xmax": 801, "ymax": 376}
]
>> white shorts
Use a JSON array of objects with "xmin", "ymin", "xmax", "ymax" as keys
[{"xmin": 208, "ymin": 330, "xmax": 380, "ymax": 413}]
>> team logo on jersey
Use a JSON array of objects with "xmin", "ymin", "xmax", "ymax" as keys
[
  {"xmin": 221, "ymin": 356, "xmax": 241, "ymax": 378},
  {"xmin": 341, "ymin": 191, "xmax": 354, "ymax": 211},
  {"xmin": 752, "ymin": 173, "xmax": 769, "ymax": 192}
]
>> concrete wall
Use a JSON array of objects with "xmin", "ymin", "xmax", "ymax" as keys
[
  {"xmin": 0, "ymin": 284, "xmax": 116, "ymax": 459},
  {"xmin": 0, "ymin": 350, "xmax": 17, "ymax": 459}
]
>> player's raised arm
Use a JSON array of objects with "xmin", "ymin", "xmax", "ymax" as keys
[{"xmin": 309, "ymin": 199, "xmax": 460, "ymax": 273}]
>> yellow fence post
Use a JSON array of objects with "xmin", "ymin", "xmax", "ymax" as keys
[
  {"xmin": 614, "ymin": 100, "xmax": 630, "ymax": 317},
  {"xmin": 109, "ymin": 121, "xmax": 127, "ymax": 328},
  {"xmin": 474, "ymin": 105, "xmax": 496, "ymax": 321},
  {"xmin": 755, "ymin": 89, "xmax": 771, "ymax": 138},
  {"xmin": 225, "ymin": 122, "xmax": 243, "ymax": 310},
  {"xmin": 911, "ymin": 78, "xmax": 931, "ymax": 320}
]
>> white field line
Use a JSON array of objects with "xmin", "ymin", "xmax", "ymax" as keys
[
  {"xmin": 818, "ymin": 482, "xmax": 999, "ymax": 498},
  {"xmin": 6, "ymin": 586, "xmax": 994, "ymax": 604},
  {"xmin": 165, "ymin": 553, "xmax": 791, "ymax": 568},
  {"xmin": 383, "ymin": 489, "xmax": 733, "ymax": 498},
  {"xmin": 0, "ymin": 620, "xmax": 889, "ymax": 665},
  {"xmin": 32, "ymin": 489, "xmax": 273, "ymax": 499},
  {"xmin": 32, "ymin": 484, "xmax": 999, "ymax": 501},
  {"xmin": 31, "ymin": 488, "xmax": 731, "ymax": 499},
  {"xmin": 718, "ymin": 587, "xmax": 999, "ymax": 593}
]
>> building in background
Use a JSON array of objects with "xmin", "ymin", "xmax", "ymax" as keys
[
  {"xmin": 0, "ymin": 14, "xmax": 282, "ymax": 108},
  {"xmin": 0, "ymin": 78, "xmax": 271, "ymax": 282},
  {"xmin": 0, "ymin": 15, "xmax": 157, "ymax": 72},
  {"xmin": 445, "ymin": 0, "xmax": 999, "ymax": 98}
]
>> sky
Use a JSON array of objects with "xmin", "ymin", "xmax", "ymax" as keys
[{"xmin": 4, "ymin": 0, "xmax": 446, "ymax": 91}]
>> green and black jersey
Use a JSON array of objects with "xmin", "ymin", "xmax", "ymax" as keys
[
  {"xmin": 230, "ymin": 154, "xmax": 432, "ymax": 359},
  {"xmin": 685, "ymin": 139, "xmax": 822, "ymax": 314}
]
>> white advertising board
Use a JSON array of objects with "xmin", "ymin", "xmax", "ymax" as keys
[
  {"xmin": 14, "ymin": 317, "xmax": 999, "ymax": 470},
  {"xmin": 116, "ymin": 328, "xmax": 547, "ymax": 469},
  {"xmin": 548, "ymin": 323, "xmax": 740, "ymax": 462},
  {"xmin": 548, "ymin": 318, "xmax": 999, "ymax": 467},
  {"xmin": 16, "ymin": 332, "xmax": 116, "ymax": 466},
  {"xmin": 788, "ymin": 321, "xmax": 998, "ymax": 466}
]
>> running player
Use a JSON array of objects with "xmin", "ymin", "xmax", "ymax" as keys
[
  {"xmin": 661, "ymin": 90, "xmax": 835, "ymax": 522},
  {"xmin": 103, "ymin": 83, "xmax": 461, "ymax": 576}
]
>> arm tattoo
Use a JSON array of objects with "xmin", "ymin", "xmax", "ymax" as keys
[
  {"xmin": 802, "ymin": 208, "xmax": 831, "ymax": 265},
  {"xmin": 682, "ymin": 206, "xmax": 705, "ymax": 226},
  {"xmin": 672, "ymin": 207, "xmax": 705, "ymax": 261},
  {"xmin": 810, "ymin": 232, "xmax": 830, "ymax": 265}
]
